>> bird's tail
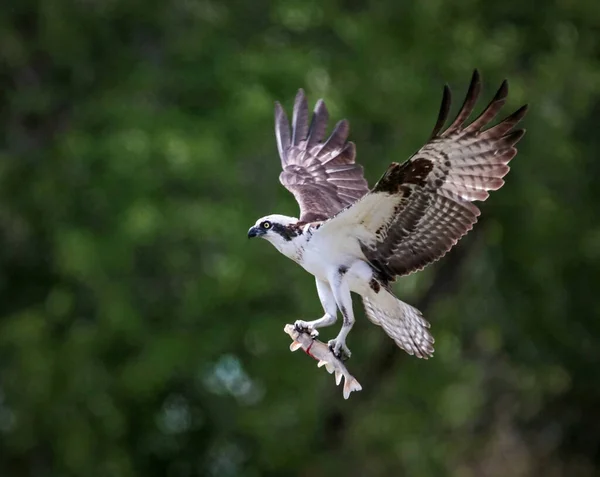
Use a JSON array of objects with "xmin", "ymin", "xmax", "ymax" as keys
[{"xmin": 363, "ymin": 289, "xmax": 435, "ymax": 358}]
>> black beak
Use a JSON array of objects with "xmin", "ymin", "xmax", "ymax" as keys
[{"xmin": 247, "ymin": 227, "xmax": 261, "ymax": 239}]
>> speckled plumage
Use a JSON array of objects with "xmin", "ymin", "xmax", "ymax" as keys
[{"xmin": 249, "ymin": 71, "xmax": 528, "ymax": 359}]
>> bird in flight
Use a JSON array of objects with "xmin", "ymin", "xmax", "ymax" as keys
[{"xmin": 248, "ymin": 71, "xmax": 527, "ymax": 360}]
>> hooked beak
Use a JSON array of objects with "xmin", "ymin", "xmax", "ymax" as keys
[{"xmin": 247, "ymin": 226, "xmax": 264, "ymax": 239}]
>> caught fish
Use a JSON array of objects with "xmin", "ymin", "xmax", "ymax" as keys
[{"xmin": 284, "ymin": 324, "xmax": 362, "ymax": 399}]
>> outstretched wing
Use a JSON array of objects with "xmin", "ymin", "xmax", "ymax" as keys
[
  {"xmin": 275, "ymin": 90, "xmax": 369, "ymax": 223},
  {"xmin": 321, "ymin": 70, "xmax": 528, "ymax": 280}
]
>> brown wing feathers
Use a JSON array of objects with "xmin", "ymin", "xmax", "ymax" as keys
[
  {"xmin": 291, "ymin": 90, "xmax": 309, "ymax": 146},
  {"xmin": 435, "ymin": 79, "xmax": 526, "ymax": 202},
  {"xmin": 366, "ymin": 70, "xmax": 528, "ymax": 278},
  {"xmin": 276, "ymin": 90, "xmax": 369, "ymax": 222},
  {"xmin": 307, "ymin": 99, "xmax": 328, "ymax": 149},
  {"xmin": 274, "ymin": 102, "xmax": 291, "ymax": 166},
  {"xmin": 428, "ymin": 85, "xmax": 452, "ymax": 140}
]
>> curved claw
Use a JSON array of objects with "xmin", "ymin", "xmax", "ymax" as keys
[
  {"xmin": 294, "ymin": 320, "xmax": 319, "ymax": 338},
  {"xmin": 328, "ymin": 338, "xmax": 351, "ymax": 361}
]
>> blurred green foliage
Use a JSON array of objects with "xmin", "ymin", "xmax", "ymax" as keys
[{"xmin": 1, "ymin": 0, "xmax": 600, "ymax": 476}]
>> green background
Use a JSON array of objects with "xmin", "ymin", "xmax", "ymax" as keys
[{"xmin": 2, "ymin": 0, "xmax": 600, "ymax": 475}]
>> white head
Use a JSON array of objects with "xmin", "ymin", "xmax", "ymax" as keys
[{"xmin": 247, "ymin": 214, "xmax": 301, "ymax": 252}]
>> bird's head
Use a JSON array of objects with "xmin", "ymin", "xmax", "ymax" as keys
[{"xmin": 247, "ymin": 214, "xmax": 301, "ymax": 249}]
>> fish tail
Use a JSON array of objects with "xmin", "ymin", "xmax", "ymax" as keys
[{"xmin": 343, "ymin": 376, "xmax": 362, "ymax": 399}]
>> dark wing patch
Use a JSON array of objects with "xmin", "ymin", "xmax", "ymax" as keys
[
  {"xmin": 373, "ymin": 158, "xmax": 435, "ymax": 194},
  {"xmin": 275, "ymin": 90, "xmax": 369, "ymax": 222},
  {"xmin": 362, "ymin": 70, "xmax": 528, "ymax": 279}
]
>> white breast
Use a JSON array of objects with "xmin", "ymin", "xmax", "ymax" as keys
[{"xmin": 297, "ymin": 227, "xmax": 374, "ymax": 293}]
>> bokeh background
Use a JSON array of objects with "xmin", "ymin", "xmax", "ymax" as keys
[{"xmin": 2, "ymin": 0, "xmax": 600, "ymax": 476}]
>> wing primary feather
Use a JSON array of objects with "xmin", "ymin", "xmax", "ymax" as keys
[
  {"xmin": 463, "ymin": 79, "xmax": 509, "ymax": 134},
  {"xmin": 321, "ymin": 141, "xmax": 356, "ymax": 166},
  {"xmin": 274, "ymin": 102, "xmax": 291, "ymax": 166},
  {"xmin": 343, "ymin": 142, "xmax": 357, "ymax": 163},
  {"xmin": 499, "ymin": 129, "xmax": 526, "ymax": 148},
  {"xmin": 307, "ymin": 99, "xmax": 329, "ymax": 149},
  {"xmin": 292, "ymin": 89, "xmax": 309, "ymax": 146},
  {"xmin": 429, "ymin": 84, "xmax": 452, "ymax": 140},
  {"xmin": 480, "ymin": 104, "xmax": 529, "ymax": 139},
  {"xmin": 443, "ymin": 69, "xmax": 481, "ymax": 136},
  {"xmin": 319, "ymin": 119, "xmax": 350, "ymax": 157}
]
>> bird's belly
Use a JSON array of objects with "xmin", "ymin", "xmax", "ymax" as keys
[
  {"xmin": 346, "ymin": 261, "xmax": 375, "ymax": 296},
  {"xmin": 299, "ymin": 248, "xmax": 332, "ymax": 281},
  {"xmin": 300, "ymin": 246, "xmax": 374, "ymax": 296}
]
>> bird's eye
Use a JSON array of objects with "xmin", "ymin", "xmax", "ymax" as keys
[{"xmin": 261, "ymin": 221, "xmax": 271, "ymax": 229}]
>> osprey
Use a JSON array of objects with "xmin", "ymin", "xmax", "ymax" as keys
[{"xmin": 248, "ymin": 71, "xmax": 527, "ymax": 360}]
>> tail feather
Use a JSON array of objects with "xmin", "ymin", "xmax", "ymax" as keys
[{"xmin": 363, "ymin": 289, "xmax": 435, "ymax": 358}]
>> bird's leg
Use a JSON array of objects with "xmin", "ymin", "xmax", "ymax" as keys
[
  {"xmin": 295, "ymin": 278, "xmax": 337, "ymax": 338},
  {"xmin": 327, "ymin": 266, "xmax": 354, "ymax": 360}
]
